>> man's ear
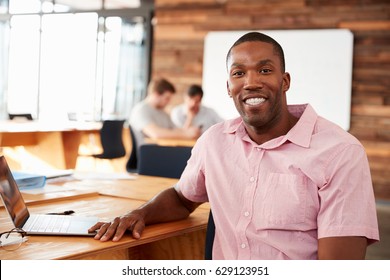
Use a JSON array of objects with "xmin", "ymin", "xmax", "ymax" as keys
[
  {"xmin": 226, "ymin": 81, "xmax": 232, "ymax": 98},
  {"xmin": 282, "ymin": 72, "xmax": 291, "ymax": 92}
]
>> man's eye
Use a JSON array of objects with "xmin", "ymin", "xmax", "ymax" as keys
[
  {"xmin": 232, "ymin": 71, "xmax": 244, "ymax": 76},
  {"xmin": 260, "ymin": 69, "xmax": 272, "ymax": 74}
]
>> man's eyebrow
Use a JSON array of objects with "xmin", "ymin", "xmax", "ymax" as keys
[
  {"xmin": 257, "ymin": 59, "xmax": 274, "ymax": 66},
  {"xmin": 229, "ymin": 59, "xmax": 275, "ymax": 68},
  {"xmin": 227, "ymin": 59, "xmax": 277, "ymax": 72},
  {"xmin": 229, "ymin": 62, "xmax": 243, "ymax": 68}
]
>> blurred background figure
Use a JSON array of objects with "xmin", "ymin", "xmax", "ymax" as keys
[
  {"xmin": 129, "ymin": 78, "xmax": 200, "ymax": 145},
  {"xmin": 171, "ymin": 84, "xmax": 223, "ymax": 134}
]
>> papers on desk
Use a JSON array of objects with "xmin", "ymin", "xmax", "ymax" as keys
[
  {"xmin": 20, "ymin": 183, "xmax": 76, "ymax": 194},
  {"xmin": 72, "ymin": 171, "xmax": 136, "ymax": 181},
  {"xmin": 44, "ymin": 169, "xmax": 74, "ymax": 179},
  {"xmin": 12, "ymin": 171, "xmax": 46, "ymax": 190}
]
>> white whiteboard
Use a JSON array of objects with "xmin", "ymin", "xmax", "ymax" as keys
[{"xmin": 202, "ymin": 29, "xmax": 353, "ymax": 130}]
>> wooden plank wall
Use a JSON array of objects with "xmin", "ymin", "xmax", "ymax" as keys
[{"xmin": 152, "ymin": 0, "xmax": 390, "ymax": 199}]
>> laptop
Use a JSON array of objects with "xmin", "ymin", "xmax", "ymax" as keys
[{"xmin": 0, "ymin": 155, "xmax": 98, "ymax": 236}]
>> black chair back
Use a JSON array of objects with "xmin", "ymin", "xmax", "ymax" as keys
[
  {"xmin": 93, "ymin": 120, "xmax": 126, "ymax": 159},
  {"xmin": 137, "ymin": 144, "xmax": 192, "ymax": 179},
  {"xmin": 205, "ymin": 211, "xmax": 215, "ymax": 260},
  {"xmin": 8, "ymin": 113, "xmax": 33, "ymax": 120},
  {"xmin": 126, "ymin": 125, "xmax": 139, "ymax": 173}
]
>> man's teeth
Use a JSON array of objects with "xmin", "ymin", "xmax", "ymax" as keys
[{"xmin": 245, "ymin": 97, "xmax": 265, "ymax": 105}]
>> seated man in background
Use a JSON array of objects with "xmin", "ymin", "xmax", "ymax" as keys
[
  {"xmin": 129, "ymin": 78, "xmax": 201, "ymax": 145},
  {"xmin": 171, "ymin": 84, "xmax": 223, "ymax": 134}
]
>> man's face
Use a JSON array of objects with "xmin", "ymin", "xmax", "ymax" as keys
[
  {"xmin": 227, "ymin": 41, "xmax": 290, "ymax": 132},
  {"xmin": 185, "ymin": 94, "xmax": 202, "ymax": 114},
  {"xmin": 155, "ymin": 91, "xmax": 173, "ymax": 109}
]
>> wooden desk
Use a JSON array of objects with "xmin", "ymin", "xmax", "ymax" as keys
[
  {"xmin": 61, "ymin": 174, "xmax": 210, "ymax": 210},
  {"xmin": 0, "ymin": 195, "xmax": 208, "ymax": 260},
  {"xmin": 0, "ymin": 175, "xmax": 209, "ymax": 260},
  {"xmin": 62, "ymin": 175, "xmax": 179, "ymax": 201},
  {"xmin": 0, "ymin": 120, "xmax": 101, "ymax": 169},
  {"xmin": 145, "ymin": 138, "xmax": 197, "ymax": 147}
]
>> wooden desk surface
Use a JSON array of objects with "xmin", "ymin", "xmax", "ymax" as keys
[
  {"xmin": 0, "ymin": 121, "xmax": 102, "ymax": 170},
  {"xmin": 61, "ymin": 175, "xmax": 179, "ymax": 201},
  {"xmin": 0, "ymin": 175, "xmax": 209, "ymax": 260},
  {"xmin": 60, "ymin": 175, "xmax": 210, "ymax": 210},
  {"xmin": 0, "ymin": 120, "xmax": 102, "ymax": 133},
  {"xmin": 0, "ymin": 195, "xmax": 208, "ymax": 260}
]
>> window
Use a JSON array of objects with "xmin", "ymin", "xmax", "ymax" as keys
[{"xmin": 0, "ymin": 0, "xmax": 152, "ymax": 121}]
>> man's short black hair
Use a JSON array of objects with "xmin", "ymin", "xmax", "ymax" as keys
[
  {"xmin": 187, "ymin": 84, "xmax": 203, "ymax": 98},
  {"xmin": 226, "ymin": 32, "xmax": 286, "ymax": 72}
]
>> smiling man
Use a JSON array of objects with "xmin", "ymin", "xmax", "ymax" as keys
[{"xmin": 90, "ymin": 32, "xmax": 379, "ymax": 260}]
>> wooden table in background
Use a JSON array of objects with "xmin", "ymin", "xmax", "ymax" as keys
[
  {"xmin": 0, "ymin": 120, "xmax": 101, "ymax": 169},
  {"xmin": 145, "ymin": 138, "xmax": 197, "ymax": 147}
]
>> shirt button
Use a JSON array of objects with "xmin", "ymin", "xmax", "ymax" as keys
[
  {"xmin": 244, "ymin": 211, "xmax": 250, "ymax": 217},
  {"xmin": 250, "ymin": 177, "xmax": 255, "ymax": 182},
  {"xmin": 241, "ymin": 243, "xmax": 246, "ymax": 249}
]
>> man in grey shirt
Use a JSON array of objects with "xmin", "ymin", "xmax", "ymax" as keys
[{"xmin": 171, "ymin": 84, "xmax": 223, "ymax": 134}]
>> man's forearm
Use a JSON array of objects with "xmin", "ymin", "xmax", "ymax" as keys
[{"xmin": 135, "ymin": 187, "xmax": 194, "ymax": 225}]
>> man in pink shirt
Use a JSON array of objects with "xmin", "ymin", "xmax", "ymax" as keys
[{"xmin": 90, "ymin": 32, "xmax": 379, "ymax": 259}]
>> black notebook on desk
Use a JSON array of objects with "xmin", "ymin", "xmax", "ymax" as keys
[{"xmin": 0, "ymin": 156, "xmax": 98, "ymax": 236}]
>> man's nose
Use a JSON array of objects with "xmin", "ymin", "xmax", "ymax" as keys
[{"xmin": 244, "ymin": 71, "xmax": 263, "ymax": 90}]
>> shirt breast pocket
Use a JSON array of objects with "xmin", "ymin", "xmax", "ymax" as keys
[{"xmin": 261, "ymin": 173, "xmax": 307, "ymax": 226}]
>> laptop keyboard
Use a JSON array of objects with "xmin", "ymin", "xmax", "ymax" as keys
[{"xmin": 24, "ymin": 215, "xmax": 71, "ymax": 233}]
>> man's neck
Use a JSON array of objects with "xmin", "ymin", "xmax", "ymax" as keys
[{"xmin": 246, "ymin": 113, "xmax": 299, "ymax": 145}]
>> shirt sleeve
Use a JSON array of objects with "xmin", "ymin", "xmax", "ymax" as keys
[
  {"xmin": 317, "ymin": 144, "xmax": 379, "ymax": 243},
  {"xmin": 177, "ymin": 135, "xmax": 208, "ymax": 203},
  {"xmin": 130, "ymin": 103, "xmax": 152, "ymax": 131}
]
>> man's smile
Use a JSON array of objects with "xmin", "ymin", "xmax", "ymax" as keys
[{"xmin": 244, "ymin": 97, "xmax": 266, "ymax": 106}]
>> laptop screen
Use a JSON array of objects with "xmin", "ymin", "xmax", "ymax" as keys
[{"xmin": 0, "ymin": 156, "xmax": 30, "ymax": 228}]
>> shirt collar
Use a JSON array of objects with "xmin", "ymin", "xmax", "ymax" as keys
[
  {"xmin": 223, "ymin": 103, "xmax": 317, "ymax": 148},
  {"xmin": 285, "ymin": 104, "xmax": 317, "ymax": 148}
]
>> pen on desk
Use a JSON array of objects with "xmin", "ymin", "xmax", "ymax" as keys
[{"xmin": 46, "ymin": 210, "xmax": 75, "ymax": 215}]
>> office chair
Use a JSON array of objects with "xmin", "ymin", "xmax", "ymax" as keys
[
  {"xmin": 137, "ymin": 143, "xmax": 215, "ymax": 259},
  {"xmin": 125, "ymin": 125, "xmax": 139, "ymax": 173},
  {"xmin": 204, "ymin": 211, "xmax": 215, "ymax": 260},
  {"xmin": 92, "ymin": 119, "xmax": 126, "ymax": 159},
  {"xmin": 8, "ymin": 113, "xmax": 33, "ymax": 120},
  {"xmin": 137, "ymin": 144, "xmax": 192, "ymax": 179}
]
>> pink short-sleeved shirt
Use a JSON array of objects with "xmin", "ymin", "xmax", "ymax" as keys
[{"xmin": 178, "ymin": 104, "xmax": 379, "ymax": 260}]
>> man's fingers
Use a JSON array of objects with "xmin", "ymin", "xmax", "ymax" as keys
[
  {"xmin": 131, "ymin": 220, "xmax": 145, "ymax": 239},
  {"xmin": 112, "ymin": 218, "xmax": 132, "ymax": 242},
  {"xmin": 90, "ymin": 213, "xmax": 145, "ymax": 242},
  {"xmin": 93, "ymin": 221, "xmax": 113, "ymax": 241},
  {"xmin": 89, "ymin": 222, "xmax": 105, "ymax": 232},
  {"xmin": 99, "ymin": 217, "xmax": 121, "ymax": 241}
]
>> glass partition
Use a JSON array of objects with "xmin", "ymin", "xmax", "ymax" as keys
[{"xmin": 0, "ymin": 0, "xmax": 152, "ymax": 121}]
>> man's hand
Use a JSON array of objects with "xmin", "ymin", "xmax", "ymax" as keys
[
  {"xmin": 89, "ymin": 211, "xmax": 145, "ymax": 242},
  {"xmin": 89, "ymin": 187, "xmax": 201, "ymax": 242},
  {"xmin": 185, "ymin": 126, "xmax": 201, "ymax": 139}
]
